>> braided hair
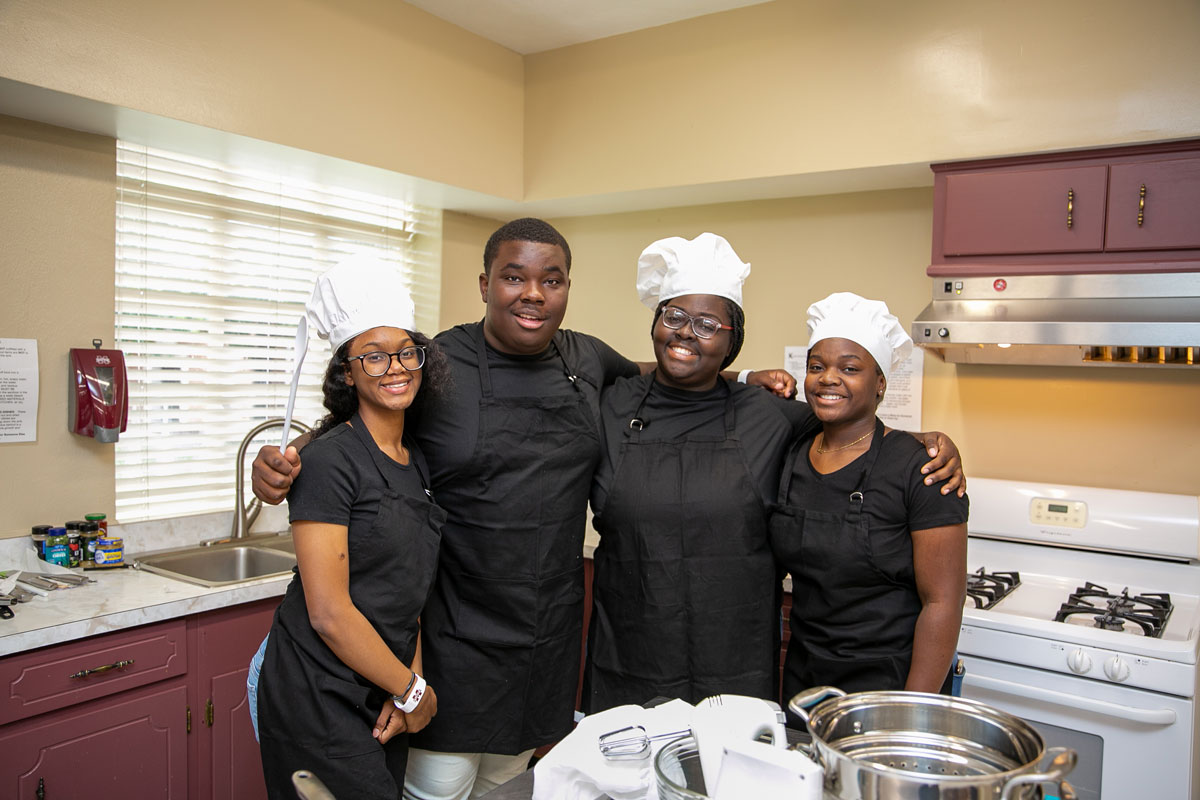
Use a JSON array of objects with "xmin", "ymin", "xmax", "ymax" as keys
[{"xmin": 652, "ymin": 297, "xmax": 745, "ymax": 370}]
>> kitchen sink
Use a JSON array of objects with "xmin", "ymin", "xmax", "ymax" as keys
[{"xmin": 136, "ymin": 543, "xmax": 296, "ymax": 587}]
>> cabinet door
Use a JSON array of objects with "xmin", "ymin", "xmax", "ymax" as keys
[
  {"xmin": 942, "ymin": 166, "xmax": 1108, "ymax": 256},
  {"xmin": 194, "ymin": 599, "xmax": 277, "ymax": 800},
  {"xmin": 1106, "ymin": 157, "xmax": 1200, "ymax": 250},
  {"xmin": 0, "ymin": 681, "xmax": 188, "ymax": 800}
]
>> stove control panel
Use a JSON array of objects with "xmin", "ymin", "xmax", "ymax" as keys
[{"xmin": 1029, "ymin": 497, "xmax": 1087, "ymax": 528}]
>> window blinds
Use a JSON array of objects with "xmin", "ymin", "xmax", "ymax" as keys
[{"xmin": 115, "ymin": 142, "xmax": 440, "ymax": 522}]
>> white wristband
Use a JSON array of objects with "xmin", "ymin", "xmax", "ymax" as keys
[
  {"xmin": 737, "ymin": 369, "xmax": 753, "ymax": 384},
  {"xmin": 393, "ymin": 674, "xmax": 427, "ymax": 713}
]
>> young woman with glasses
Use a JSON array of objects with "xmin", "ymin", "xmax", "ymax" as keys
[{"xmin": 256, "ymin": 258, "xmax": 452, "ymax": 800}]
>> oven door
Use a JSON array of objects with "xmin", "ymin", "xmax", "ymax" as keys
[{"xmin": 959, "ymin": 654, "xmax": 1195, "ymax": 800}]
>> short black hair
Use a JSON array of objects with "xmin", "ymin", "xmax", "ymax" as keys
[
  {"xmin": 483, "ymin": 218, "xmax": 572, "ymax": 274},
  {"xmin": 652, "ymin": 298, "xmax": 746, "ymax": 370}
]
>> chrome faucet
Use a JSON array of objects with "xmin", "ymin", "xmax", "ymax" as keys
[{"xmin": 230, "ymin": 417, "xmax": 313, "ymax": 541}]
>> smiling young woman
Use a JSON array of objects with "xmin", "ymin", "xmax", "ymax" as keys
[{"xmin": 770, "ymin": 292, "xmax": 969, "ymax": 710}]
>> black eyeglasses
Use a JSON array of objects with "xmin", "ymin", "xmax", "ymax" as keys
[
  {"xmin": 345, "ymin": 346, "xmax": 426, "ymax": 376},
  {"xmin": 660, "ymin": 306, "xmax": 733, "ymax": 339}
]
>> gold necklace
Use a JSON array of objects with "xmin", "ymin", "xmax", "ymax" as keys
[{"xmin": 816, "ymin": 429, "xmax": 874, "ymax": 454}]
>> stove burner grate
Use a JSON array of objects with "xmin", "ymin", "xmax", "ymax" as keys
[
  {"xmin": 966, "ymin": 568, "xmax": 1021, "ymax": 610},
  {"xmin": 1053, "ymin": 582, "xmax": 1174, "ymax": 638}
]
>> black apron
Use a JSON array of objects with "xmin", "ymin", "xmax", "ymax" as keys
[
  {"xmin": 585, "ymin": 377, "xmax": 779, "ymax": 711},
  {"xmin": 770, "ymin": 418, "xmax": 943, "ymax": 711},
  {"xmin": 259, "ymin": 415, "xmax": 445, "ymax": 800},
  {"xmin": 412, "ymin": 326, "xmax": 600, "ymax": 754}
]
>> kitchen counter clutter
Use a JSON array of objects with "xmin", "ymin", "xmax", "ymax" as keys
[
  {"xmin": 0, "ymin": 522, "xmax": 290, "ymax": 658},
  {"xmin": 0, "ymin": 522, "xmax": 287, "ymax": 799}
]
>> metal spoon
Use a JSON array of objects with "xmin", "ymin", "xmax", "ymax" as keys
[{"xmin": 281, "ymin": 315, "xmax": 309, "ymax": 452}]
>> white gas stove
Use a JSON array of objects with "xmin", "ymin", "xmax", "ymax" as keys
[{"xmin": 957, "ymin": 478, "xmax": 1199, "ymax": 800}]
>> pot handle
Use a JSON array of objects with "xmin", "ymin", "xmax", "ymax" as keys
[
  {"xmin": 999, "ymin": 747, "xmax": 1077, "ymax": 800},
  {"xmin": 786, "ymin": 686, "xmax": 847, "ymax": 725}
]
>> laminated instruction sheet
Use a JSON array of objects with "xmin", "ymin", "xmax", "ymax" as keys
[{"xmin": 0, "ymin": 338, "xmax": 39, "ymax": 443}]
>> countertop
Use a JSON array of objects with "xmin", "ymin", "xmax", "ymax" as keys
[{"xmin": 0, "ymin": 540, "xmax": 290, "ymax": 658}]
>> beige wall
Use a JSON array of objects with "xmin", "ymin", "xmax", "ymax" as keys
[
  {"xmin": 439, "ymin": 194, "xmax": 1200, "ymax": 495},
  {"xmin": 439, "ymin": 211, "xmax": 501, "ymax": 328},
  {"xmin": 524, "ymin": 0, "xmax": 1200, "ymax": 201},
  {"xmin": 0, "ymin": 0, "xmax": 525, "ymax": 198},
  {"xmin": 0, "ymin": 115, "xmax": 117, "ymax": 533}
]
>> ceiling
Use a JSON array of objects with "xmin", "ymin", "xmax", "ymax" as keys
[{"xmin": 403, "ymin": 0, "xmax": 776, "ymax": 54}]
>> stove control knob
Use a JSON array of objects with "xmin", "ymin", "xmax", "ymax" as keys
[
  {"xmin": 1104, "ymin": 655, "xmax": 1131, "ymax": 682},
  {"xmin": 1066, "ymin": 649, "xmax": 1093, "ymax": 674}
]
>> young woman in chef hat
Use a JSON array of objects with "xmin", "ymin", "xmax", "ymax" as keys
[
  {"xmin": 770, "ymin": 292, "xmax": 968, "ymax": 714},
  {"xmin": 583, "ymin": 240, "xmax": 965, "ymax": 712},
  {"xmin": 256, "ymin": 254, "xmax": 451, "ymax": 800}
]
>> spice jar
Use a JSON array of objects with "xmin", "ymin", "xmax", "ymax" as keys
[
  {"xmin": 30, "ymin": 525, "xmax": 51, "ymax": 560},
  {"xmin": 80, "ymin": 521, "xmax": 101, "ymax": 565},
  {"xmin": 45, "ymin": 527, "xmax": 70, "ymax": 567},
  {"xmin": 85, "ymin": 512, "xmax": 108, "ymax": 535},
  {"xmin": 65, "ymin": 520, "xmax": 85, "ymax": 568}
]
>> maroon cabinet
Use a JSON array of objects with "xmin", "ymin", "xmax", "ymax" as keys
[
  {"xmin": 1106, "ymin": 156, "xmax": 1200, "ymax": 251},
  {"xmin": 942, "ymin": 166, "xmax": 1108, "ymax": 256},
  {"xmin": 929, "ymin": 139, "xmax": 1200, "ymax": 276},
  {"xmin": 194, "ymin": 600, "xmax": 277, "ymax": 800},
  {"xmin": 0, "ymin": 682, "xmax": 190, "ymax": 799},
  {"xmin": 0, "ymin": 598, "xmax": 278, "ymax": 800}
]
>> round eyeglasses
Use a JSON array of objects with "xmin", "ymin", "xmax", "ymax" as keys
[
  {"xmin": 660, "ymin": 306, "xmax": 733, "ymax": 340},
  {"xmin": 346, "ymin": 346, "xmax": 426, "ymax": 376}
]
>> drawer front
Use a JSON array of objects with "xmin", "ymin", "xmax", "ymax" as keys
[{"xmin": 0, "ymin": 618, "xmax": 187, "ymax": 724}]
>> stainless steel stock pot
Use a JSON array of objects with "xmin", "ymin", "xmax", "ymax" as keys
[{"xmin": 788, "ymin": 686, "xmax": 1077, "ymax": 800}]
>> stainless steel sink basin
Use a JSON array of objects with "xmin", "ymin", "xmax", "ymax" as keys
[
  {"xmin": 254, "ymin": 536, "xmax": 295, "ymax": 555},
  {"xmin": 136, "ymin": 544, "xmax": 296, "ymax": 587}
]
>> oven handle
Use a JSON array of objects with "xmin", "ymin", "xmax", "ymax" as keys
[{"xmin": 970, "ymin": 674, "xmax": 1177, "ymax": 725}]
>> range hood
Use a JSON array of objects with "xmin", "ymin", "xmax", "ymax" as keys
[{"xmin": 912, "ymin": 272, "xmax": 1200, "ymax": 368}]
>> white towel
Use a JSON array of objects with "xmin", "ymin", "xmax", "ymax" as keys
[{"xmin": 532, "ymin": 700, "xmax": 694, "ymax": 800}]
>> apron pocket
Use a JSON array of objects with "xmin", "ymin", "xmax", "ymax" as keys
[
  {"xmin": 316, "ymin": 672, "xmax": 384, "ymax": 758},
  {"xmin": 451, "ymin": 572, "xmax": 538, "ymax": 646}
]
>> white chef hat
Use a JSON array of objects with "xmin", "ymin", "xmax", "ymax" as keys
[
  {"xmin": 636, "ymin": 233, "xmax": 751, "ymax": 310},
  {"xmin": 806, "ymin": 292, "xmax": 913, "ymax": 382},
  {"xmin": 306, "ymin": 252, "xmax": 417, "ymax": 352}
]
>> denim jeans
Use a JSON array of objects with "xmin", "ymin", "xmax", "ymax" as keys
[{"xmin": 247, "ymin": 633, "xmax": 269, "ymax": 741}]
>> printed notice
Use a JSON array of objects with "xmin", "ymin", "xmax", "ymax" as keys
[
  {"xmin": 784, "ymin": 345, "xmax": 924, "ymax": 431},
  {"xmin": 0, "ymin": 338, "xmax": 39, "ymax": 442}
]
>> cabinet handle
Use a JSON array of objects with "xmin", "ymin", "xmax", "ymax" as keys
[
  {"xmin": 187, "ymin": 704, "xmax": 192, "ymax": 734},
  {"xmin": 1138, "ymin": 183, "xmax": 1146, "ymax": 227},
  {"xmin": 68, "ymin": 658, "xmax": 134, "ymax": 680},
  {"xmin": 205, "ymin": 698, "xmax": 215, "ymax": 727},
  {"xmin": 1066, "ymin": 188, "xmax": 1074, "ymax": 229},
  {"xmin": 36, "ymin": 777, "xmax": 45, "ymax": 800}
]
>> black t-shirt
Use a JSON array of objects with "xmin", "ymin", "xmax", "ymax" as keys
[
  {"xmin": 288, "ymin": 422, "xmax": 427, "ymax": 529},
  {"xmin": 410, "ymin": 322, "xmax": 640, "ymax": 487},
  {"xmin": 784, "ymin": 428, "xmax": 970, "ymax": 536},
  {"xmin": 592, "ymin": 374, "xmax": 820, "ymax": 513}
]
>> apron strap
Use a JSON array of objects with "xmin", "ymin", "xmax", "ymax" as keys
[
  {"xmin": 625, "ymin": 375, "xmax": 657, "ymax": 440},
  {"xmin": 472, "ymin": 321, "xmax": 581, "ymax": 401},
  {"xmin": 347, "ymin": 412, "xmax": 432, "ymax": 496},
  {"xmin": 846, "ymin": 417, "xmax": 887, "ymax": 521}
]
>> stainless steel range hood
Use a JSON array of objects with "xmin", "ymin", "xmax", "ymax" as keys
[{"xmin": 912, "ymin": 272, "xmax": 1200, "ymax": 368}]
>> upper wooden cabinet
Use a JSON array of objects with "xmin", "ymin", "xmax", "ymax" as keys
[{"xmin": 929, "ymin": 140, "xmax": 1200, "ymax": 276}]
